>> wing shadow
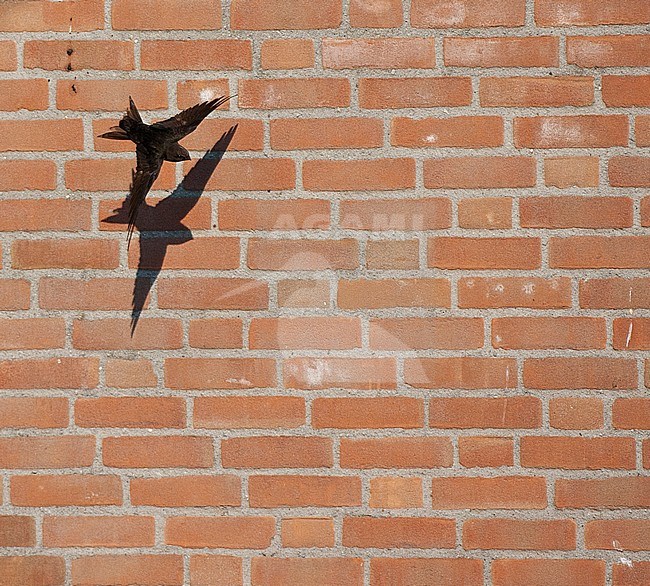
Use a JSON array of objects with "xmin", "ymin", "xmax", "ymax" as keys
[{"xmin": 102, "ymin": 125, "xmax": 237, "ymax": 335}]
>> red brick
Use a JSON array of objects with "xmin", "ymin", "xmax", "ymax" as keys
[
  {"xmin": 278, "ymin": 279, "xmax": 330, "ymax": 308},
  {"xmin": 429, "ymin": 237, "xmax": 540, "ymax": 269},
  {"xmin": 459, "ymin": 276, "xmax": 571, "ymax": 308},
  {"xmin": 556, "ymin": 477, "xmax": 650, "ymax": 508},
  {"xmin": 261, "ymin": 39, "xmax": 314, "ymax": 69},
  {"xmin": 99, "ymin": 197, "xmax": 211, "ymax": 230},
  {"xmin": 0, "ymin": 199, "xmax": 90, "ymax": 231},
  {"xmin": 614, "ymin": 318, "xmax": 650, "ymax": 350},
  {"xmin": 166, "ymin": 517, "xmax": 274, "ymax": 549},
  {"xmin": 194, "ymin": 396, "xmax": 305, "ymax": 429},
  {"xmin": 180, "ymin": 118, "xmax": 263, "ymax": 151},
  {"xmin": 130, "ymin": 476, "xmax": 240, "ymax": 507},
  {"xmin": 370, "ymin": 317, "xmax": 483, "ymax": 350},
  {"xmin": 0, "ymin": 160, "xmax": 56, "ymax": 191},
  {"xmin": 112, "ymin": 0, "xmax": 221, "ymax": 30},
  {"xmin": 613, "ymin": 399, "xmax": 650, "ymax": 430},
  {"xmin": 341, "ymin": 437, "xmax": 452, "ymax": 469},
  {"xmin": 284, "ymin": 357, "xmax": 396, "ymax": 390},
  {"xmin": 0, "ymin": 318, "xmax": 65, "ymax": 350},
  {"xmin": 412, "ymin": 0, "xmax": 525, "ymax": 27},
  {"xmin": 141, "ymin": 40, "xmax": 251, "ymax": 70},
  {"xmin": 250, "ymin": 317, "xmax": 360, "ymax": 349},
  {"xmin": 158, "ymin": 278, "xmax": 268, "ymax": 310},
  {"xmin": 568, "ymin": 35, "xmax": 650, "ymax": 67},
  {"xmin": 249, "ymin": 476, "xmax": 361, "ymax": 507},
  {"xmin": 458, "ymin": 197, "xmax": 512, "ymax": 229},
  {"xmin": 0, "ymin": 40, "xmax": 16, "ymax": 70},
  {"xmin": 430, "ymin": 397, "xmax": 542, "ymax": 429},
  {"xmin": 43, "ymin": 516, "xmax": 154, "ymax": 548},
  {"xmin": 72, "ymin": 555, "xmax": 183, "ymax": 586},
  {"xmin": 614, "ymin": 561, "xmax": 650, "ymax": 586},
  {"xmin": 252, "ymin": 558, "xmax": 362, "ymax": 586},
  {"xmin": 11, "ymin": 474, "xmax": 122, "ymax": 507},
  {"xmin": 177, "ymin": 79, "xmax": 231, "ymax": 109},
  {"xmin": 103, "ymin": 436, "xmax": 213, "ymax": 469},
  {"xmin": 240, "ymin": 78, "xmax": 350, "ymax": 108},
  {"xmin": 603, "ymin": 76, "xmax": 650, "ymax": 107},
  {"xmin": 190, "ymin": 556, "xmax": 242, "ymax": 586},
  {"xmin": 586, "ymin": 520, "xmax": 650, "ymax": 551},
  {"xmin": 57, "ymin": 79, "xmax": 168, "ymax": 111},
  {"xmin": 0, "ymin": 279, "xmax": 29, "ymax": 310},
  {"xmin": 339, "ymin": 279, "xmax": 450, "ymax": 309},
  {"xmin": 24, "ymin": 40, "xmax": 134, "ymax": 70},
  {"xmin": 550, "ymin": 236, "xmax": 650, "ymax": 268},
  {"xmin": 0, "ymin": 516, "xmax": 36, "ymax": 547},
  {"xmin": 73, "ymin": 318, "xmax": 182, "ymax": 350},
  {"xmin": 281, "ymin": 518, "xmax": 335, "ymax": 548},
  {"xmin": 0, "ymin": 119, "xmax": 82, "ymax": 151},
  {"xmin": 222, "ymin": 436, "xmax": 333, "ymax": 468},
  {"xmin": 312, "ymin": 397, "xmax": 423, "ymax": 429},
  {"xmin": 445, "ymin": 37, "xmax": 558, "ymax": 67},
  {"xmin": 0, "ymin": 557, "xmax": 64, "ymax": 586},
  {"xmin": 39, "ymin": 278, "xmax": 138, "ymax": 310},
  {"xmin": 0, "ymin": 80, "xmax": 45, "ymax": 111},
  {"xmin": 248, "ymin": 238, "xmax": 358, "ymax": 270},
  {"xmin": 425, "ymin": 157, "xmax": 536, "ymax": 189},
  {"xmin": 0, "ymin": 398, "xmax": 68, "ymax": 429},
  {"xmin": 545, "ymin": 156, "xmax": 600, "ymax": 188},
  {"xmin": 189, "ymin": 318, "xmax": 243, "ymax": 349},
  {"xmin": 515, "ymin": 115, "xmax": 628, "ymax": 148},
  {"xmin": 127, "ymin": 237, "xmax": 239, "ymax": 270},
  {"xmin": 231, "ymin": 0, "xmax": 341, "ymax": 29},
  {"xmin": 271, "ymin": 117, "xmax": 383, "ymax": 150},
  {"xmin": 75, "ymin": 397, "xmax": 185, "ymax": 429},
  {"xmin": 581, "ymin": 278, "xmax": 650, "ymax": 309},
  {"xmin": 459, "ymin": 437, "xmax": 514, "ymax": 468},
  {"xmin": 344, "ymin": 517, "xmax": 455, "ymax": 548},
  {"xmin": 66, "ymin": 158, "xmax": 175, "ymax": 191},
  {"xmin": 636, "ymin": 116, "xmax": 650, "ymax": 146},
  {"xmin": 521, "ymin": 437, "xmax": 635, "ymax": 470},
  {"xmin": 369, "ymin": 477, "xmax": 423, "ymax": 509},
  {"xmin": 493, "ymin": 559, "xmax": 605, "ymax": 586},
  {"xmin": 524, "ymin": 358, "xmax": 636, "ymax": 389},
  {"xmin": 105, "ymin": 359, "xmax": 157, "ymax": 388},
  {"xmin": 521, "ymin": 196, "xmax": 631, "ymax": 228},
  {"xmin": 535, "ymin": 0, "xmax": 650, "ymax": 25},
  {"xmin": 165, "ymin": 358, "xmax": 276, "ymax": 390},
  {"xmin": 323, "ymin": 38, "xmax": 435, "ymax": 69},
  {"xmin": 340, "ymin": 197, "xmax": 451, "ymax": 230},
  {"xmin": 464, "ymin": 519, "xmax": 576, "ymax": 550},
  {"xmin": 13, "ymin": 238, "xmax": 119, "ymax": 270},
  {"xmin": 350, "ymin": 0, "xmax": 403, "ymax": 27},
  {"xmin": 550, "ymin": 398, "xmax": 604, "ymax": 430},
  {"xmin": 480, "ymin": 76, "xmax": 594, "ymax": 107},
  {"xmin": 360, "ymin": 77, "xmax": 472, "ymax": 108},
  {"xmin": 366, "ymin": 240, "xmax": 420, "ymax": 269},
  {"xmin": 371, "ymin": 558, "xmax": 483, "ymax": 585},
  {"xmin": 304, "ymin": 158, "xmax": 414, "ymax": 191},
  {"xmin": 392, "ymin": 116, "xmax": 503, "ymax": 148},
  {"xmin": 0, "ymin": 357, "xmax": 98, "ymax": 390},
  {"xmin": 432, "ymin": 476, "xmax": 547, "ymax": 509},
  {"xmin": 0, "ymin": 436, "xmax": 94, "ymax": 469},
  {"xmin": 642, "ymin": 196, "xmax": 650, "ymax": 224},
  {"xmin": 183, "ymin": 157, "xmax": 295, "ymax": 191},
  {"xmin": 0, "ymin": 0, "xmax": 103, "ymax": 31},
  {"xmin": 405, "ymin": 357, "xmax": 516, "ymax": 390},
  {"xmin": 492, "ymin": 317, "xmax": 605, "ymax": 349},
  {"xmin": 219, "ymin": 199, "xmax": 330, "ymax": 230}
]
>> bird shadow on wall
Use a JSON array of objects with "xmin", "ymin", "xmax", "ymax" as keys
[{"xmin": 102, "ymin": 125, "xmax": 237, "ymax": 335}]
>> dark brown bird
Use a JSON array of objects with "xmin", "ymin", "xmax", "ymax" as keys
[{"xmin": 98, "ymin": 94, "xmax": 232, "ymax": 247}]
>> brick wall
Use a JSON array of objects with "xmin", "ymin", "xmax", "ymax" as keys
[{"xmin": 1, "ymin": 0, "xmax": 649, "ymax": 584}]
